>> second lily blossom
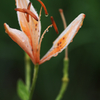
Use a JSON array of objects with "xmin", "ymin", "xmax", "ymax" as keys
[{"xmin": 4, "ymin": 0, "xmax": 85, "ymax": 65}]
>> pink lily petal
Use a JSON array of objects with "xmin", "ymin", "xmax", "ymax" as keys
[
  {"xmin": 4, "ymin": 23, "xmax": 35, "ymax": 64},
  {"xmin": 39, "ymin": 13, "xmax": 85, "ymax": 64}
]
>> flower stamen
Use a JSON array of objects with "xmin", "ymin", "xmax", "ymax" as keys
[
  {"xmin": 39, "ymin": 6, "xmax": 42, "ymax": 21},
  {"xmin": 15, "ymin": 8, "xmax": 38, "ymax": 21},
  {"xmin": 37, "ymin": 0, "xmax": 48, "ymax": 16},
  {"xmin": 50, "ymin": 16, "xmax": 59, "ymax": 34},
  {"xmin": 26, "ymin": 2, "xmax": 32, "ymax": 22},
  {"xmin": 39, "ymin": 24, "xmax": 52, "ymax": 52}
]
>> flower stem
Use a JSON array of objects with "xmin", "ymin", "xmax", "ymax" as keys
[
  {"xmin": 29, "ymin": 64, "xmax": 39, "ymax": 100},
  {"xmin": 59, "ymin": 9, "xmax": 68, "ymax": 59},
  {"xmin": 25, "ymin": 53, "xmax": 31, "ymax": 91},
  {"xmin": 55, "ymin": 9, "xmax": 69, "ymax": 100},
  {"xmin": 55, "ymin": 58, "xmax": 69, "ymax": 100}
]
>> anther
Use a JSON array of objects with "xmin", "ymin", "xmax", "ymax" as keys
[
  {"xmin": 37, "ymin": 0, "xmax": 48, "ymax": 16},
  {"xmin": 39, "ymin": 24, "xmax": 52, "ymax": 53},
  {"xmin": 27, "ymin": 2, "xmax": 32, "ymax": 22},
  {"xmin": 27, "ymin": 2, "xmax": 31, "ymax": 10},
  {"xmin": 50, "ymin": 16, "xmax": 59, "ymax": 34},
  {"xmin": 59, "ymin": 9, "xmax": 63, "ymax": 13},
  {"xmin": 15, "ymin": 8, "xmax": 38, "ymax": 21}
]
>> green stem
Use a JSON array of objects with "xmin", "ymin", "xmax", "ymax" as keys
[
  {"xmin": 29, "ymin": 64, "xmax": 39, "ymax": 100},
  {"xmin": 55, "ymin": 9, "xmax": 69, "ymax": 100},
  {"xmin": 25, "ymin": 53, "xmax": 31, "ymax": 91},
  {"xmin": 55, "ymin": 58, "xmax": 69, "ymax": 100}
]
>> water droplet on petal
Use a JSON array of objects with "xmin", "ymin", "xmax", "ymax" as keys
[
  {"xmin": 50, "ymin": 25, "xmax": 52, "ymax": 28},
  {"xmin": 79, "ymin": 25, "xmax": 82, "ymax": 28},
  {"xmin": 46, "ymin": 30, "xmax": 49, "ymax": 32},
  {"xmin": 53, "ymin": 53, "xmax": 58, "ymax": 57},
  {"xmin": 22, "ymin": 39, "xmax": 25, "ymax": 42}
]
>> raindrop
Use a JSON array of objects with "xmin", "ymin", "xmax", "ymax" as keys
[
  {"xmin": 22, "ymin": 39, "xmax": 25, "ymax": 42},
  {"xmin": 53, "ymin": 53, "xmax": 58, "ymax": 57},
  {"xmin": 46, "ymin": 30, "xmax": 49, "ymax": 32},
  {"xmin": 79, "ymin": 25, "xmax": 82, "ymax": 28},
  {"xmin": 50, "ymin": 25, "xmax": 52, "ymax": 28}
]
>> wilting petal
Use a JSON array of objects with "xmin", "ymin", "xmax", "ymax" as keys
[
  {"xmin": 39, "ymin": 13, "xmax": 85, "ymax": 64},
  {"xmin": 4, "ymin": 23, "xmax": 35, "ymax": 63}
]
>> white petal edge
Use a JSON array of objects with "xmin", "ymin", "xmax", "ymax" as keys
[
  {"xmin": 39, "ymin": 13, "xmax": 85, "ymax": 64},
  {"xmin": 4, "ymin": 23, "xmax": 34, "ymax": 61},
  {"xmin": 16, "ymin": 0, "xmax": 41, "ymax": 42},
  {"xmin": 16, "ymin": 0, "xmax": 38, "ymax": 18}
]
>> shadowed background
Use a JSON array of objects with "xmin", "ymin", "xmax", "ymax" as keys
[{"xmin": 0, "ymin": 0, "xmax": 100, "ymax": 100}]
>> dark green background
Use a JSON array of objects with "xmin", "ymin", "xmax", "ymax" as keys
[{"xmin": 0, "ymin": 0, "xmax": 100, "ymax": 100}]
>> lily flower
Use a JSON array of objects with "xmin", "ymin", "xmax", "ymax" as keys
[{"xmin": 4, "ymin": 0, "xmax": 85, "ymax": 65}]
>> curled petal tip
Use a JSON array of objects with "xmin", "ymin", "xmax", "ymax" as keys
[
  {"xmin": 4, "ymin": 23, "xmax": 6, "ymax": 27},
  {"xmin": 81, "ymin": 13, "xmax": 86, "ymax": 18},
  {"xmin": 83, "ymin": 14, "xmax": 86, "ymax": 18},
  {"xmin": 4, "ymin": 23, "xmax": 7, "ymax": 26},
  {"xmin": 4, "ymin": 23, "xmax": 9, "ymax": 33}
]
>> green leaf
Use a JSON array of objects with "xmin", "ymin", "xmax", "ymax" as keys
[{"xmin": 17, "ymin": 79, "xmax": 29, "ymax": 100}]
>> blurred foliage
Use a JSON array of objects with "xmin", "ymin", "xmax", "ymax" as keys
[{"xmin": 0, "ymin": 0, "xmax": 100, "ymax": 100}]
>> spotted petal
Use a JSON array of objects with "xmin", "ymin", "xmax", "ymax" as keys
[
  {"xmin": 16, "ymin": 0, "xmax": 41, "ymax": 42},
  {"xmin": 39, "ymin": 13, "xmax": 85, "ymax": 64}
]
